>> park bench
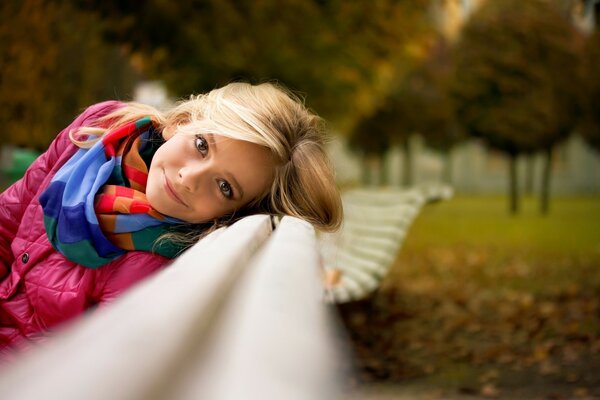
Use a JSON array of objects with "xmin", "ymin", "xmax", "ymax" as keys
[
  {"xmin": 0, "ymin": 184, "xmax": 452, "ymax": 399},
  {"xmin": 0, "ymin": 215, "xmax": 345, "ymax": 400},
  {"xmin": 321, "ymin": 184, "xmax": 453, "ymax": 303}
]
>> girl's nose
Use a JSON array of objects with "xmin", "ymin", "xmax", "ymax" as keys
[{"xmin": 178, "ymin": 166, "xmax": 204, "ymax": 192}]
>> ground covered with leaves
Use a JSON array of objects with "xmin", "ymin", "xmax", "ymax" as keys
[{"xmin": 337, "ymin": 196, "xmax": 600, "ymax": 399}]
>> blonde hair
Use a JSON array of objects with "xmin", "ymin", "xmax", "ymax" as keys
[{"xmin": 74, "ymin": 82, "xmax": 342, "ymax": 245}]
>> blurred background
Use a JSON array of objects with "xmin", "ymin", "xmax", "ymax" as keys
[{"xmin": 1, "ymin": 0, "xmax": 599, "ymax": 398}]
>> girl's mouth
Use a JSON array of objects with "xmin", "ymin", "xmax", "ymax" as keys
[{"xmin": 163, "ymin": 171, "xmax": 188, "ymax": 207}]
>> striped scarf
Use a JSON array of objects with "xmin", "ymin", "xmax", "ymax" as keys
[{"xmin": 40, "ymin": 117, "xmax": 185, "ymax": 268}]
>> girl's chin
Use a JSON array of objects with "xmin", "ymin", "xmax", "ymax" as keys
[{"xmin": 145, "ymin": 188, "xmax": 169, "ymax": 217}]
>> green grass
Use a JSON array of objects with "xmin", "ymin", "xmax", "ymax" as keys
[
  {"xmin": 404, "ymin": 195, "xmax": 600, "ymax": 257},
  {"xmin": 347, "ymin": 195, "xmax": 600, "ymax": 392}
]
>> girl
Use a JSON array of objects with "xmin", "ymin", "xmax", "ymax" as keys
[{"xmin": 0, "ymin": 82, "xmax": 342, "ymax": 354}]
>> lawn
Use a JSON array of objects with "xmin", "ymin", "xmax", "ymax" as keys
[
  {"xmin": 339, "ymin": 195, "xmax": 600, "ymax": 399},
  {"xmin": 405, "ymin": 195, "xmax": 600, "ymax": 256}
]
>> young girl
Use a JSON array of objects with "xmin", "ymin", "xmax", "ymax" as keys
[{"xmin": 0, "ymin": 82, "xmax": 342, "ymax": 354}]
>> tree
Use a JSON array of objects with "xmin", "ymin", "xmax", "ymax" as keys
[
  {"xmin": 395, "ymin": 38, "xmax": 465, "ymax": 184},
  {"xmin": 0, "ymin": 0, "xmax": 136, "ymax": 150},
  {"xmin": 73, "ymin": 0, "xmax": 432, "ymax": 127},
  {"xmin": 348, "ymin": 103, "xmax": 394, "ymax": 185},
  {"xmin": 383, "ymin": 91, "xmax": 419, "ymax": 187},
  {"xmin": 580, "ymin": 28, "xmax": 600, "ymax": 153},
  {"xmin": 451, "ymin": 0, "xmax": 582, "ymax": 214},
  {"xmin": 357, "ymin": 38, "xmax": 464, "ymax": 187}
]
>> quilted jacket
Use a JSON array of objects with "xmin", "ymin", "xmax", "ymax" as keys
[{"xmin": 0, "ymin": 101, "xmax": 171, "ymax": 354}]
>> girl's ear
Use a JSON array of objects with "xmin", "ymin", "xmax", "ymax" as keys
[{"xmin": 162, "ymin": 124, "xmax": 176, "ymax": 140}]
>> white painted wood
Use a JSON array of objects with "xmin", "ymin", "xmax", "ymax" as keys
[
  {"xmin": 0, "ymin": 214, "xmax": 346, "ymax": 400},
  {"xmin": 320, "ymin": 185, "xmax": 453, "ymax": 303},
  {"xmin": 337, "ymin": 252, "xmax": 389, "ymax": 278},
  {"xmin": 0, "ymin": 216, "xmax": 272, "ymax": 400},
  {"xmin": 170, "ymin": 217, "xmax": 346, "ymax": 400}
]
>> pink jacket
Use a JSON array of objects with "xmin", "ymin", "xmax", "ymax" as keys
[{"xmin": 0, "ymin": 101, "xmax": 171, "ymax": 354}]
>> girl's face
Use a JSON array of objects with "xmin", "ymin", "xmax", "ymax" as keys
[{"xmin": 146, "ymin": 125, "xmax": 275, "ymax": 223}]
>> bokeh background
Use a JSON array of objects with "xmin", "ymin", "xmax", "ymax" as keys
[{"xmin": 1, "ymin": 0, "xmax": 599, "ymax": 398}]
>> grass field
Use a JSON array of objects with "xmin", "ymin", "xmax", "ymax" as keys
[
  {"xmin": 340, "ymin": 195, "xmax": 600, "ymax": 399},
  {"xmin": 404, "ymin": 195, "xmax": 600, "ymax": 256}
]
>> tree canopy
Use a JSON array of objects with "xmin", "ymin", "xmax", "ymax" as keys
[
  {"xmin": 74, "ymin": 0, "xmax": 432, "ymax": 125},
  {"xmin": 393, "ymin": 37, "xmax": 464, "ymax": 151},
  {"xmin": 580, "ymin": 28, "xmax": 600, "ymax": 152},
  {"xmin": 450, "ymin": 0, "xmax": 583, "ymax": 213},
  {"xmin": 451, "ymin": 0, "xmax": 581, "ymax": 156},
  {"xmin": 0, "ymin": 0, "xmax": 135, "ymax": 150},
  {"xmin": 348, "ymin": 101, "xmax": 394, "ymax": 158},
  {"xmin": 1, "ymin": 0, "xmax": 433, "ymax": 149}
]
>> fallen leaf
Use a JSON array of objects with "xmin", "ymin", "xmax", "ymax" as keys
[
  {"xmin": 573, "ymin": 387, "xmax": 589, "ymax": 398},
  {"xmin": 539, "ymin": 361, "xmax": 559, "ymax": 376},
  {"xmin": 480, "ymin": 384, "xmax": 500, "ymax": 398}
]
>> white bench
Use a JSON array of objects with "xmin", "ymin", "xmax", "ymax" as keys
[
  {"xmin": 320, "ymin": 184, "xmax": 453, "ymax": 303},
  {"xmin": 0, "ymin": 215, "xmax": 346, "ymax": 400},
  {"xmin": 0, "ymin": 184, "xmax": 452, "ymax": 398}
]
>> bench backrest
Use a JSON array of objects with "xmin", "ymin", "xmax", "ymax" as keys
[
  {"xmin": 320, "ymin": 184, "xmax": 453, "ymax": 303},
  {"xmin": 0, "ymin": 215, "xmax": 346, "ymax": 400}
]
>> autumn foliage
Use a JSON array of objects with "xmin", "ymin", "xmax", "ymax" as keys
[
  {"xmin": 450, "ymin": 0, "xmax": 582, "ymax": 214},
  {"xmin": 1, "ymin": 0, "xmax": 435, "ymax": 149},
  {"xmin": 74, "ymin": 0, "xmax": 432, "ymax": 125},
  {"xmin": 580, "ymin": 28, "xmax": 600, "ymax": 153},
  {"xmin": 0, "ymin": 0, "xmax": 135, "ymax": 150}
]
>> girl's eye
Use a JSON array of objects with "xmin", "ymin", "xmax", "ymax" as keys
[
  {"xmin": 195, "ymin": 135, "xmax": 209, "ymax": 155},
  {"xmin": 218, "ymin": 179, "xmax": 233, "ymax": 199}
]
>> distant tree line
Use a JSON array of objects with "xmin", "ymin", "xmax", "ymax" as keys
[
  {"xmin": 1, "ymin": 0, "xmax": 598, "ymax": 214},
  {"xmin": 0, "ymin": 0, "xmax": 431, "ymax": 151},
  {"xmin": 349, "ymin": 0, "xmax": 600, "ymax": 214},
  {"xmin": 0, "ymin": 0, "xmax": 136, "ymax": 150}
]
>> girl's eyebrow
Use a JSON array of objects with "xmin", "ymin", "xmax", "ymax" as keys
[{"xmin": 206, "ymin": 134, "xmax": 245, "ymax": 200}]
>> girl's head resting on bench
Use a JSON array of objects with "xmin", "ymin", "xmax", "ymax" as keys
[{"xmin": 72, "ymin": 82, "xmax": 342, "ymax": 247}]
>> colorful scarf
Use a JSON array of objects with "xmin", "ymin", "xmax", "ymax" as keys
[{"xmin": 40, "ymin": 117, "xmax": 185, "ymax": 269}]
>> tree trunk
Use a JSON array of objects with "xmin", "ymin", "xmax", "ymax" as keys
[
  {"xmin": 365, "ymin": 155, "xmax": 383, "ymax": 187},
  {"xmin": 540, "ymin": 146, "xmax": 553, "ymax": 215},
  {"xmin": 361, "ymin": 156, "xmax": 370, "ymax": 186},
  {"xmin": 441, "ymin": 148, "xmax": 453, "ymax": 185},
  {"xmin": 401, "ymin": 138, "xmax": 412, "ymax": 187},
  {"xmin": 508, "ymin": 153, "xmax": 519, "ymax": 214},
  {"xmin": 524, "ymin": 154, "xmax": 534, "ymax": 196},
  {"xmin": 380, "ymin": 151, "xmax": 388, "ymax": 187}
]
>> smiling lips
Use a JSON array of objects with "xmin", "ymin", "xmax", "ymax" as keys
[{"xmin": 163, "ymin": 171, "xmax": 187, "ymax": 207}]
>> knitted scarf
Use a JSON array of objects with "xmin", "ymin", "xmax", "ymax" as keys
[{"xmin": 40, "ymin": 117, "xmax": 185, "ymax": 269}]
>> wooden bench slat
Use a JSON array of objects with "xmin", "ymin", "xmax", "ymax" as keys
[
  {"xmin": 173, "ymin": 217, "xmax": 345, "ymax": 400},
  {"xmin": 0, "ymin": 215, "xmax": 273, "ymax": 400},
  {"xmin": 321, "ymin": 185, "xmax": 453, "ymax": 303}
]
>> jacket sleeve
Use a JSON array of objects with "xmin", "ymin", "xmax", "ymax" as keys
[
  {"xmin": 0, "ymin": 101, "xmax": 123, "ymax": 276},
  {"xmin": 94, "ymin": 252, "xmax": 170, "ymax": 306}
]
